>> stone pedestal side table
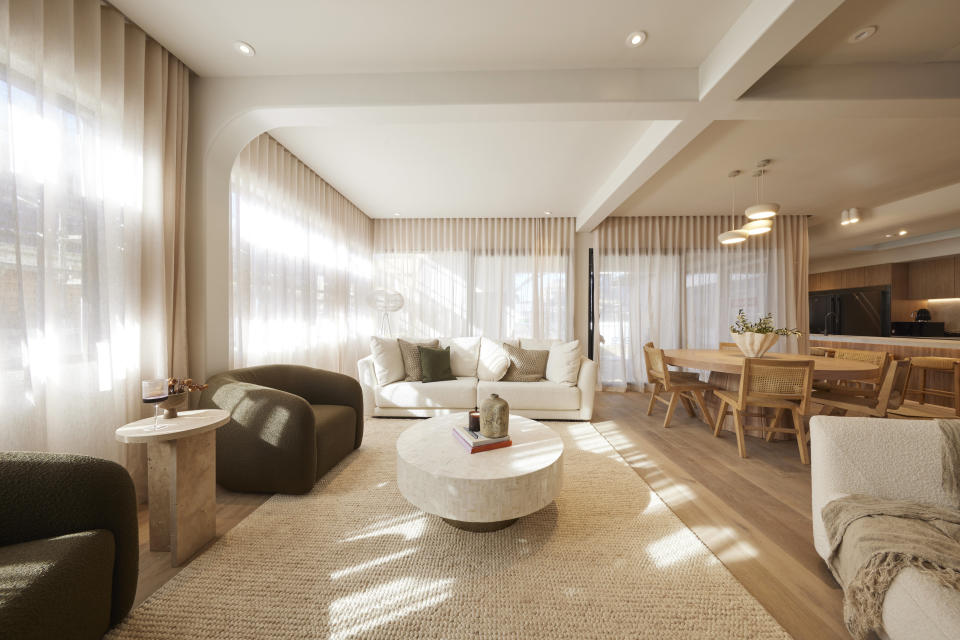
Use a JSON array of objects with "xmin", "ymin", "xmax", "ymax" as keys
[
  {"xmin": 397, "ymin": 413, "xmax": 563, "ymax": 531},
  {"xmin": 116, "ymin": 409, "xmax": 229, "ymax": 566}
]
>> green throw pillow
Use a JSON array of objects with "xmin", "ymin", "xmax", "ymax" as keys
[{"xmin": 419, "ymin": 345, "xmax": 455, "ymax": 383}]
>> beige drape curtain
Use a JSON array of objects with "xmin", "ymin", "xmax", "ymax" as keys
[
  {"xmin": 0, "ymin": 0, "xmax": 190, "ymax": 492},
  {"xmin": 373, "ymin": 217, "xmax": 575, "ymax": 340},
  {"xmin": 230, "ymin": 134, "xmax": 374, "ymax": 375},
  {"xmin": 595, "ymin": 215, "xmax": 808, "ymax": 389}
]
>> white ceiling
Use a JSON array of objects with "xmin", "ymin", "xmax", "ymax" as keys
[
  {"xmin": 779, "ymin": 0, "xmax": 960, "ymax": 66},
  {"xmin": 110, "ymin": 0, "xmax": 750, "ymax": 76},
  {"xmin": 271, "ymin": 120, "xmax": 652, "ymax": 218},
  {"xmin": 611, "ymin": 118, "xmax": 960, "ymax": 222}
]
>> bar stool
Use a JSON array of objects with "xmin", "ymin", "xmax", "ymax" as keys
[{"xmin": 891, "ymin": 357, "xmax": 960, "ymax": 418}]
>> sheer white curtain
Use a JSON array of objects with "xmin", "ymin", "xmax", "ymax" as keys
[
  {"xmin": 596, "ymin": 215, "xmax": 808, "ymax": 389},
  {"xmin": 230, "ymin": 134, "xmax": 374, "ymax": 375},
  {"xmin": 0, "ymin": 0, "xmax": 189, "ymax": 473},
  {"xmin": 373, "ymin": 217, "xmax": 574, "ymax": 340}
]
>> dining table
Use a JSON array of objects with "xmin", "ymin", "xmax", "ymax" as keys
[
  {"xmin": 662, "ymin": 349, "xmax": 881, "ymax": 381},
  {"xmin": 661, "ymin": 348, "xmax": 882, "ymax": 438}
]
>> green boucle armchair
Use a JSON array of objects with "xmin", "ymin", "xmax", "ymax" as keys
[
  {"xmin": 199, "ymin": 364, "xmax": 364, "ymax": 494},
  {"xmin": 0, "ymin": 452, "xmax": 139, "ymax": 640}
]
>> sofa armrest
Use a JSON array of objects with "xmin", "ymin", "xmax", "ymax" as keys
[
  {"xmin": 577, "ymin": 357, "xmax": 598, "ymax": 420},
  {"xmin": 0, "ymin": 452, "xmax": 138, "ymax": 626},
  {"xmin": 809, "ymin": 416, "xmax": 951, "ymax": 561},
  {"xmin": 358, "ymin": 355, "xmax": 378, "ymax": 418},
  {"xmin": 200, "ymin": 379, "xmax": 318, "ymax": 493}
]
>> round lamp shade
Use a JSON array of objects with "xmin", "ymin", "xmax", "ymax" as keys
[
  {"xmin": 742, "ymin": 219, "xmax": 773, "ymax": 235},
  {"xmin": 367, "ymin": 289, "xmax": 404, "ymax": 312},
  {"xmin": 718, "ymin": 229, "xmax": 749, "ymax": 245},
  {"xmin": 745, "ymin": 203, "xmax": 780, "ymax": 220}
]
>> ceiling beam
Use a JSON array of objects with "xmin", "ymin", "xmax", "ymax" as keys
[{"xmin": 575, "ymin": 0, "xmax": 844, "ymax": 232}]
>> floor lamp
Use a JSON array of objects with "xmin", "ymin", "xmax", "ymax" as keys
[{"xmin": 368, "ymin": 289, "xmax": 404, "ymax": 337}]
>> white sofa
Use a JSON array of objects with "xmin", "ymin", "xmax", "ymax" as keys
[
  {"xmin": 810, "ymin": 416, "xmax": 960, "ymax": 640},
  {"xmin": 358, "ymin": 337, "xmax": 597, "ymax": 420}
]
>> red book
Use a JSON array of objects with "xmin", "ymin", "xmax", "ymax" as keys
[{"xmin": 452, "ymin": 428, "xmax": 513, "ymax": 454}]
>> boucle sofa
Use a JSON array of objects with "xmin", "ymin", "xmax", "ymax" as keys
[
  {"xmin": 358, "ymin": 337, "xmax": 597, "ymax": 420},
  {"xmin": 810, "ymin": 416, "xmax": 960, "ymax": 640}
]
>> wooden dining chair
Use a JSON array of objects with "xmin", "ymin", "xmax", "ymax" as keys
[
  {"xmin": 642, "ymin": 342, "xmax": 716, "ymax": 429},
  {"xmin": 811, "ymin": 358, "xmax": 911, "ymax": 418},
  {"xmin": 813, "ymin": 349, "xmax": 890, "ymax": 399},
  {"xmin": 712, "ymin": 358, "xmax": 815, "ymax": 463},
  {"xmin": 889, "ymin": 357, "xmax": 960, "ymax": 419},
  {"xmin": 718, "ymin": 342, "xmax": 741, "ymax": 353}
]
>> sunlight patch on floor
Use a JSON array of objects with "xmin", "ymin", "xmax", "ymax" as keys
[
  {"xmin": 330, "ymin": 548, "xmax": 418, "ymax": 580},
  {"xmin": 695, "ymin": 526, "xmax": 760, "ymax": 563},
  {"xmin": 340, "ymin": 513, "xmax": 427, "ymax": 543},
  {"xmin": 329, "ymin": 577, "xmax": 454, "ymax": 640},
  {"xmin": 645, "ymin": 529, "xmax": 715, "ymax": 568}
]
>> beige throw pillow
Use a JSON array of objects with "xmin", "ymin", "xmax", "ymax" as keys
[
  {"xmin": 502, "ymin": 343, "xmax": 549, "ymax": 382},
  {"xmin": 545, "ymin": 339, "xmax": 581, "ymax": 386},
  {"xmin": 398, "ymin": 338, "xmax": 439, "ymax": 381},
  {"xmin": 369, "ymin": 336, "xmax": 405, "ymax": 385},
  {"xmin": 477, "ymin": 337, "xmax": 510, "ymax": 381}
]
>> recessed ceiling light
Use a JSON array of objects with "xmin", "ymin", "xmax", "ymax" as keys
[
  {"xmin": 393, "ymin": 212, "xmax": 401, "ymax": 217},
  {"xmin": 847, "ymin": 25, "xmax": 877, "ymax": 44},
  {"xmin": 543, "ymin": 210, "xmax": 552, "ymax": 216},
  {"xmin": 625, "ymin": 31, "xmax": 647, "ymax": 48},
  {"xmin": 885, "ymin": 234, "xmax": 893, "ymax": 238},
  {"xmin": 898, "ymin": 229, "xmax": 908, "ymax": 236},
  {"xmin": 233, "ymin": 41, "xmax": 256, "ymax": 57}
]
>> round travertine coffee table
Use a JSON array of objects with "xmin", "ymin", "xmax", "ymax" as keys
[{"xmin": 396, "ymin": 413, "xmax": 563, "ymax": 532}]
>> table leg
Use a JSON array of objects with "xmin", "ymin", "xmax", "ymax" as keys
[{"xmin": 146, "ymin": 430, "xmax": 217, "ymax": 566}]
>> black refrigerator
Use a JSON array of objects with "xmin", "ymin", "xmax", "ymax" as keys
[{"xmin": 808, "ymin": 286, "xmax": 891, "ymax": 337}]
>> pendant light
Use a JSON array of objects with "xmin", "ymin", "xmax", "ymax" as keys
[
  {"xmin": 742, "ymin": 219, "xmax": 773, "ymax": 235},
  {"xmin": 718, "ymin": 170, "xmax": 748, "ymax": 245},
  {"xmin": 745, "ymin": 159, "xmax": 780, "ymax": 220}
]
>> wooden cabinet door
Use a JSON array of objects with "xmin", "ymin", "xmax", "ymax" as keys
[
  {"xmin": 863, "ymin": 264, "xmax": 892, "ymax": 287},
  {"xmin": 909, "ymin": 257, "xmax": 956, "ymax": 299},
  {"xmin": 809, "ymin": 273, "xmax": 822, "ymax": 291},
  {"xmin": 819, "ymin": 271, "xmax": 843, "ymax": 291},
  {"xmin": 842, "ymin": 267, "xmax": 866, "ymax": 289}
]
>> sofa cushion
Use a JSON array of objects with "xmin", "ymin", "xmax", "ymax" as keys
[
  {"xmin": 478, "ymin": 338, "xmax": 510, "ymax": 381},
  {"xmin": 376, "ymin": 377, "xmax": 477, "ymax": 409},
  {"xmin": 546, "ymin": 340, "xmax": 581, "ymax": 386},
  {"xmin": 369, "ymin": 336, "xmax": 404, "ymax": 385},
  {"xmin": 0, "ymin": 530, "xmax": 115, "ymax": 640},
  {"xmin": 398, "ymin": 338, "xmax": 439, "ymax": 381},
  {"xmin": 438, "ymin": 337, "xmax": 481, "ymax": 377},
  {"xmin": 502, "ymin": 343, "xmax": 549, "ymax": 382},
  {"xmin": 420, "ymin": 346, "xmax": 456, "ymax": 383},
  {"xmin": 478, "ymin": 380, "xmax": 580, "ymax": 411}
]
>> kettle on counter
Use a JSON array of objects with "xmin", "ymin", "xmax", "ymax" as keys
[{"xmin": 911, "ymin": 308, "xmax": 932, "ymax": 322}]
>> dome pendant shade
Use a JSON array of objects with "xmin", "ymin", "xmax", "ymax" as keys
[
  {"xmin": 745, "ymin": 203, "xmax": 779, "ymax": 220},
  {"xmin": 718, "ymin": 229, "xmax": 749, "ymax": 245},
  {"xmin": 742, "ymin": 220, "xmax": 773, "ymax": 235}
]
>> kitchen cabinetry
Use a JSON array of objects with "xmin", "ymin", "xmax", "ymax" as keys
[
  {"xmin": 809, "ymin": 262, "xmax": 909, "ymax": 295},
  {"xmin": 908, "ymin": 257, "xmax": 957, "ymax": 300}
]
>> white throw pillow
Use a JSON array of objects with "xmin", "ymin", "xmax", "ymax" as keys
[
  {"xmin": 439, "ymin": 337, "xmax": 481, "ymax": 378},
  {"xmin": 545, "ymin": 340, "xmax": 581, "ymax": 386},
  {"xmin": 369, "ymin": 336, "xmax": 404, "ymax": 385},
  {"xmin": 477, "ymin": 337, "xmax": 510, "ymax": 381},
  {"xmin": 520, "ymin": 338, "xmax": 560, "ymax": 351}
]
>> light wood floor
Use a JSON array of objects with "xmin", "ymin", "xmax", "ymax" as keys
[
  {"xmin": 134, "ymin": 392, "xmax": 844, "ymax": 638},
  {"xmin": 133, "ymin": 488, "xmax": 269, "ymax": 607},
  {"xmin": 592, "ymin": 391, "xmax": 846, "ymax": 640}
]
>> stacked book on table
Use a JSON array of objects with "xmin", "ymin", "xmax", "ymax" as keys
[{"xmin": 451, "ymin": 424, "xmax": 512, "ymax": 454}]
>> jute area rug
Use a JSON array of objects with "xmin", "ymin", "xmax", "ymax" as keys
[{"xmin": 108, "ymin": 420, "xmax": 789, "ymax": 639}]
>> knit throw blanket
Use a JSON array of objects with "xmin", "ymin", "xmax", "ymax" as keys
[{"xmin": 821, "ymin": 420, "xmax": 960, "ymax": 640}]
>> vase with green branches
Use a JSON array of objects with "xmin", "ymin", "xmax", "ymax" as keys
[{"xmin": 729, "ymin": 310, "xmax": 801, "ymax": 357}]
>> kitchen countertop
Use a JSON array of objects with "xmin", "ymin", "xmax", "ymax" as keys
[{"xmin": 809, "ymin": 335, "xmax": 960, "ymax": 349}]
